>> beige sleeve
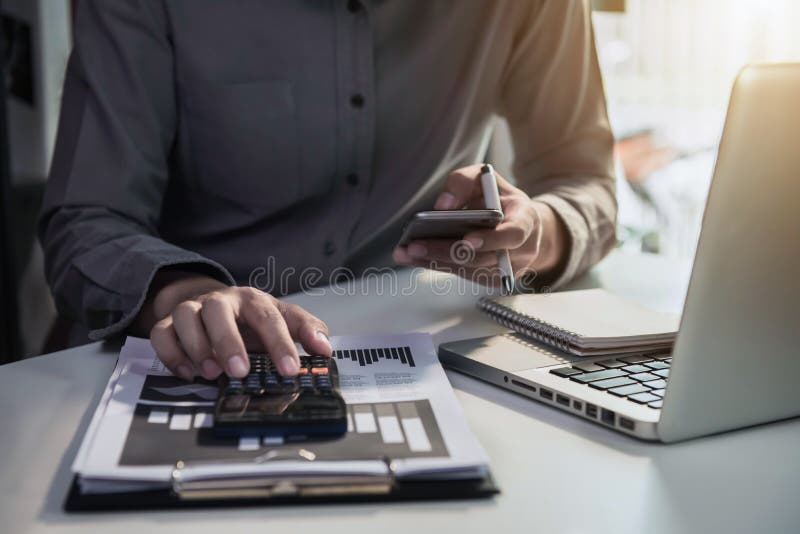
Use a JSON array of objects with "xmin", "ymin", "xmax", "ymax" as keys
[{"xmin": 497, "ymin": 0, "xmax": 617, "ymax": 290}]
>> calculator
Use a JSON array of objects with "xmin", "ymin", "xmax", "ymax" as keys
[{"xmin": 213, "ymin": 354, "xmax": 347, "ymax": 438}]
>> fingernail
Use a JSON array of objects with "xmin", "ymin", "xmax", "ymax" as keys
[
  {"xmin": 316, "ymin": 330, "xmax": 331, "ymax": 347},
  {"xmin": 408, "ymin": 243, "xmax": 428, "ymax": 258},
  {"xmin": 467, "ymin": 237, "xmax": 484, "ymax": 249},
  {"xmin": 226, "ymin": 354, "xmax": 249, "ymax": 378},
  {"xmin": 201, "ymin": 359, "xmax": 222, "ymax": 379},
  {"xmin": 277, "ymin": 354, "xmax": 300, "ymax": 376},
  {"xmin": 435, "ymin": 192, "xmax": 457, "ymax": 210},
  {"xmin": 176, "ymin": 364, "xmax": 194, "ymax": 382}
]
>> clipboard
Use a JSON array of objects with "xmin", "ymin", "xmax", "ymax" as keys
[{"xmin": 64, "ymin": 453, "xmax": 499, "ymax": 512}]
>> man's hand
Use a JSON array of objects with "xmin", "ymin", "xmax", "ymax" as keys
[
  {"xmin": 134, "ymin": 272, "xmax": 332, "ymax": 382},
  {"xmin": 393, "ymin": 164, "xmax": 570, "ymax": 286}
]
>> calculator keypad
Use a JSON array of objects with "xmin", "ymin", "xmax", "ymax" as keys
[{"xmin": 213, "ymin": 354, "xmax": 347, "ymax": 437}]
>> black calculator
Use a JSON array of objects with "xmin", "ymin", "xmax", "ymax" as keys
[{"xmin": 213, "ymin": 354, "xmax": 347, "ymax": 438}]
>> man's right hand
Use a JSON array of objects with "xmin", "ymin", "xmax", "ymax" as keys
[{"xmin": 134, "ymin": 272, "xmax": 332, "ymax": 382}]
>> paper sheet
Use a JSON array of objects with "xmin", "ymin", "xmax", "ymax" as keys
[{"xmin": 75, "ymin": 334, "xmax": 488, "ymax": 493}]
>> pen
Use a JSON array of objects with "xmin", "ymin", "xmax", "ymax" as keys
[{"xmin": 480, "ymin": 164, "xmax": 515, "ymax": 295}]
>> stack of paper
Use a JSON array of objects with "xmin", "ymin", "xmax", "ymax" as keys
[{"xmin": 72, "ymin": 334, "xmax": 489, "ymax": 494}]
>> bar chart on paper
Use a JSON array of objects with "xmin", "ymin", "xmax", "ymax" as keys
[{"xmin": 333, "ymin": 346, "xmax": 415, "ymax": 367}]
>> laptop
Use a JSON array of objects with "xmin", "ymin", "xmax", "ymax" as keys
[{"xmin": 439, "ymin": 63, "xmax": 800, "ymax": 442}]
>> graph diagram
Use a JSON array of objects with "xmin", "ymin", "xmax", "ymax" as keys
[{"xmin": 333, "ymin": 346, "xmax": 415, "ymax": 367}]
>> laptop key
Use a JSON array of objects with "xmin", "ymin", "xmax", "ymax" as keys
[
  {"xmin": 650, "ymin": 388, "xmax": 665, "ymax": 397},
  {"xmin": 653, "ymin": 369, "xmax": 670, "ymax": 378},
  {"xmin": 572, "ymin": 362, "xmax": 606, "ymax": 373},
  {"xmin": 608, "ymin": 383, "xmax": 650, "ymax": 397},
  {"xmin": 588, "ymin": 376, "xmax": 636, "ymax": 390},
  {"xmin": 648, "ymin": 400, "xmax": 664, "ymax": 408},
  {"xmin": 619, "ymin": 355, "xmax": 653, "ymax": 364},
  {"xmin": 595, "ymin": 359, "xmax": 627, "ymax": 369},
  {"xmin": 621, "ymin": 364, "xmax": 650, "ymax": 374},
  {"xmin": 570, "ymin": 369, "xmax": 627, "ymax": 384},
  {"xmin": 629, "ymin": 372, "xmax": 661, "ymax": 382},
  {"xmin": 650, "ymin": 353, "xmax": 672, "ymax": 361},
  {"xmin": 644, "ymin": 361, "xmax": 670, "ymax": 370},
  {"xmin": 643, "ymin": 379, "xmax": 667, "ymax": 389},
  {"xmin": 628, "ymin": 392, "xmax": 661, "ymax": 404},
  {"xmin": 549, "ymin": 367, "xmax": 583, "ymax": 378}
]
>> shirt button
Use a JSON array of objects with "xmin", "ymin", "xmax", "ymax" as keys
[
  {"xmin": 323, "ymin": 240, "xmax": 336, "ymax": 257},
  {"xmin": 346, "ymin": 0, "xmax": 362, "ymax": 13},
  {"xmin": 350, "ymin": 94, "xmax": 365, "ymax": 108},
  {"xmin": 346, "ymin": 173, "xmax": 359, "ymax": 186}
]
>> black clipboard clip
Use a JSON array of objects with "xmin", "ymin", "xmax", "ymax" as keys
[{"xmin": 171, "ymin": 448, "xmax": 396, "ymax": 501}]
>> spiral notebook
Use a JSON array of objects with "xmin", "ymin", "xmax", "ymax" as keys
[{"xmin": 477, "ymin": 289, "xmax": 680, "ymax": 356}]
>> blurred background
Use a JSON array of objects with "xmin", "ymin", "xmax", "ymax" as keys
[{"xmin": 2, "ymin": 0, "xmax": 800, "ymax": 360}]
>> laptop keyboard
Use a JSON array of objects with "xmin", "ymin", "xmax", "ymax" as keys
[{"xmin": 549, "ymin": 353, "xmax": 671, "ymax": 409}]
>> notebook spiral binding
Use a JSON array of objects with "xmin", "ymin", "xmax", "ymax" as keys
[{"xmin": 477, "ymin": 297, "xmax": 579, "ymax": 353}]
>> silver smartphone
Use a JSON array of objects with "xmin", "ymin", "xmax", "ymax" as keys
[{"xmin": 398, "ymin": 209, "xmax": 503, "ymax": 245}]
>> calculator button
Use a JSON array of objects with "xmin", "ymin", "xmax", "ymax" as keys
[
  {"xmin": 297, "ymin": 367, "xmax": 309, "ymax": 374},
  {"xmin": 311, "ymin": 367, "xmax": 329, "ymax": 375}
]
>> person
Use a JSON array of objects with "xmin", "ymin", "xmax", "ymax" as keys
[{"xmin": 40, "ymin": 0, "xmax": 616, "ymax": 381}]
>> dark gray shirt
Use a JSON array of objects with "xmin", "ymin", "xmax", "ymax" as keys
[{"xmin": 40, "ymin": 0, "xmax": 616, "ymax": 341}]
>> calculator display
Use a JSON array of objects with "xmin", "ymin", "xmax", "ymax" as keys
[{"xmin": 213, "ymin": 354, "xmax": 347, "ymax": 438}]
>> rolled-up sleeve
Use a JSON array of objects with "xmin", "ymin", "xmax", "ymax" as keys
[
  {"xmin": 498, "ymin": 0, "xmax": 617, "ymax": 289},
  {"xmin": 39, "ymin": 0, "xmax": 233, "ymax": 340}
]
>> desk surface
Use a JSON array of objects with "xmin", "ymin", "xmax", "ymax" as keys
[{"xmin": 2, "ymin": 251, "xmax": 798, "ymax": 534}]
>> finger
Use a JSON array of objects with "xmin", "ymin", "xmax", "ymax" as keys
[
  {"xmin": 150, "ymin": 317, "xmax": 195, "ymax": 381},
  {"xmin": 238, "ymin": 290, "xmax": 300, "ymax": 376},
  {"xmin": 434, "ymin": 165, "xmax": 484, "ymax": 210},
  {"xmin": 405, "ymin": 239, "xmax": 498, "ymax": 267},
  {"xmin": 464, "ymin": 201, "xmax": 539, "ymax": 251},
  {"xmin": 200, "ymin": 292, "xmax": 250, "ymax": 378},
  {"xmin": 463, "ymin": 222, "xmax": 530, "ymax": 252},
  {"xmin": 278, "ymin": 302, "xmax": 332, "ymax": 357},
  {"xmin": 171, "ymin": 300, "xmax": 222, "ymax": 379},
  {"xmin": 393, "ymin": 246, "xmax": 414, "ymax": 265}
]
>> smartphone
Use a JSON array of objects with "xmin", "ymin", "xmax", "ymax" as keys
[{"xmin": 398, "ymin": 209, "xmax": 503, "ymax": 245}]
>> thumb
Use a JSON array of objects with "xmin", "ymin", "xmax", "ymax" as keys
[{"xmin": 434, "ymin": 165, "xmax": 484, "ymax": 210}]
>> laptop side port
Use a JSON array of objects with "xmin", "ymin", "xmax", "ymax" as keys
[
  {"xmin": 573, "ymin": 400, "xmax": 583, "ymax": 411},
  {"xmin": 585, "ymin": 403, "xmax": 598, "ymax": 418},
  {"xmin": 619, "ymin": 417, "xmax": 635, "ymax": 431},
  {"xmin": 540, "ymin": 388, "xmax": 553, "ymax": 400},
  {"xmin": 601, "ymin": 409, "xmax": 616, "ymax": 426},
  {"xmin": 556, "ymin": 394, "xmax": 570, "ymax": 407},
  {"xmin": 511, "ymin": 379, "xmax": 536, "ymax": 393}
]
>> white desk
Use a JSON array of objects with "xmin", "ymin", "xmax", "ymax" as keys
[{"xmin": 2, "ymin": 251, "xmax": 798, "ymax": 534}]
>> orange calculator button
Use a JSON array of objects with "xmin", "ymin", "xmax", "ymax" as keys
[
  {"xmin": 311, "ymin": 367, "xmax": 329, "ymax": 375},
  {"xmin": 297, "ymin": 368, "xmax": 309, "ymax": 374}
]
